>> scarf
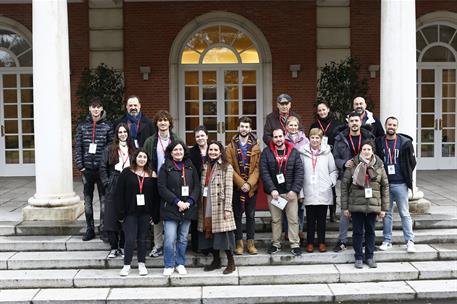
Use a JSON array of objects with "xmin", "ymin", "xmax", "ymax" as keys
[
  {"xmin": 127, "ymin": 112, "xmax": 142, "ymax": 139},
  {"xmin": 352, "ymin": 155, "xmax": 377, "ymax": 187},
  {"xmin": 234, "ymin": 135, "xmax": 253, "ymax": 211},
  {"xmin": 203, "ymin": 160, "xmax": 218, "ymax": 239}
]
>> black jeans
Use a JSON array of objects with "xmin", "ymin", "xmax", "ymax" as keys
[
  {"xmin": 108, "ymin": 231, "xmax": 125, "ymax": 250},
  {"xmin": 351, "ymin": 212, "xmax": 377, "ymax": 261},
  {"xmin": 122, "ymin": 214, "xmax": 150, "ymax": 265},
  {"xmin": 82, "ymin": 168, "xmax": 105, "ymax": 232},
  {"xmin": 232, "ymin": 191, "xmax": 256, "ymax": 241},
  {"xmin": 305, "ymin": 205, "xmax": 328, "ymax": 245}
]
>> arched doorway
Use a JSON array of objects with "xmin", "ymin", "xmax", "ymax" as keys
[
  {"xmin": 0, "ymin": 19, "xmax": 33, "ymax": 176},
  {"xmin": 416, "ymin": 21, "xmax": 457, "ymax": 169}
]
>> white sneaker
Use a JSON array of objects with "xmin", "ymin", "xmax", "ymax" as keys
[
  {"xmin": 379, "ymin": 241, "xmax": 392, "ymax": 251},
  {"xmin": 406, "ymin": 240, "xmax": 416, "ymax": 253},
  {"xmin": 176, "ymin": 265, "xmax": 187, "ymax": 275},
  {"xmin": 163, "ymin": 267, "xmax": 174, "ymax": 276},
  {"xmin": 108, "ymin": 249, "xmax": 117, "ymax": 258},
  {"xmin": 138, "ymin": 262, "xmax": 148, "ymax": 276},
  {"xmin": 120, "ymin": 265, "xmax": 130, "ymax": 277}
]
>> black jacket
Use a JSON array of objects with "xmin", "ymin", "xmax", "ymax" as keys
[
  {"xmin": 75, "ymin": 112, "xmax": 113, "ymax": 171},
  {"xmin": 114, "ymin": 113, "xmax": 155, "ymax": 148},
  {"xmin": 375, "ymin": 134, "xmax": 417, "ymax": 190},
  {"xmin": 189, "ymin": 145, "xmax": 205, "ymax": 178},
  {"xmin": 260, "ymin": 141, "xmax": 304, "ymax": 195},
  {"xmin": 263, "ymin": 110, "xmax": 303, "ymax": 145},
  {"xmin": 158, "ymin": 158, "xmax": 200, "ymax": 221},
  {"xmin": 309, "ymin": 115, "xmax": 342, "ymax": 148}
]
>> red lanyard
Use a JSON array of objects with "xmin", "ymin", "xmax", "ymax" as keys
[
  {"xmin": 349, "ymin": 134, "xmax": 361, "ymax": 156},
  {"xmin": 91, "ymin": 120, "xmax": 96, "ymax": 143},
  {"xmin": 158, "ymin": 137, "xmax": 170, "ymax": 153},
  {"xmin": 365, "ymin": 174, "xmax": 370, "ymax": 187},
  {"xmin": 317, "ymin": 120, "xmax": 331, "ymax": 135},
  {"xmin": 173, "ymin": 160, "xmax": 187, "ymax": 186},
  {"xmin": 311, "ymin": 149, "xmax": 318, "ymax": 173},
  {"xmin": 204, "ymin": 163, "xmax": 217, "ymax": 186},
  {"xmin": 384, "ymin": 136, "xmax": 397, "ymax": 164},
  {"xmin": 118, "ymin": 149, "xmax": 129, "ymax": 168},
  {"xmin": 273, "ymin": 146, "xmax": 287, "ymax": 174},
  {"xmin": 137, "ymin": 172, "xmax": 145, "ymax": 194}
]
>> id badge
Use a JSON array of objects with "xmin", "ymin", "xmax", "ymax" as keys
[
  {"xmin": 114, "ymin": 162, "xmax": 123, "ymax": 172},
  {"xmin": 310, "ymin": 175, "xmax": 317, "ymax": 184},
  {"xmin": 387, "ymin": 165, "xmax": 395, "ymax": 175},
  {"xmin": 136, "ymin": 194, "xmax": 145, "ymax": 206},
  {"xmin": 365, "ymin": 188, "xmax": 373, "ymax": 198},
  {"xmin": 88, "ymin": 143, "xmax": 97, "ymax": 154},
  {"xmin": 134, "ymin": 139, "xmax": 139, "ymax": 148},
  {"xmin": 203, "ymin": 187, "xmax": 208, "ymax": 197},
  {"xmin": 276, "ymin": 173, "xmax": 285, "ymax": 184},
  {"xmin": 181, "ymin": 186, "xmax": 189, "ymax": 196},
  {"xmin": 322, "ymin": 136, "xmax": 329, "ymax": 146}
]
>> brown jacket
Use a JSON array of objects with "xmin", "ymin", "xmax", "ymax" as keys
[
  {"xmin": 197, "ymin": 162, "xmax": 236, "ymax": 233},
  {"xmin": 226, "ymin": 134, "xmax": 261, "ymax": 198}
]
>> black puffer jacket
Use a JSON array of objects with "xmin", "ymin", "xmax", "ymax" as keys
[
  {"xmin": 158, "ymin": 158, "xmax": 200, "ymax": 221},
  {"xmin": 309, "ymin": 115, "xmax": 342, "ymax": 149},
  {"xmin": 75, "ymin": 112, "xmax": 113, "ymax": 170},
  {"xmin": 260, "ymin": 141, "xmax": 304, "ymax": 195}
]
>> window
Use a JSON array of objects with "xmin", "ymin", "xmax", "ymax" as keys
[
  {"xmin": 417, "ymin": 23, "xmax": 457, "ymax": 62},
  {"xmin": 0, "ymin": 29, "xmax": 32, "ymax": 67}
]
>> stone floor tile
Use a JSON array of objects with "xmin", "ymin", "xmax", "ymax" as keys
[
  {"xmin": 0, "ymin": 252, "xmax": 15, "ymax": 270},
  {"xmin": 336, "ymin": 262, "xmax": 418, "ymax": 282},
  {"xmin": 74, "ymin": 269, "xmax": 168, "ymax": 288},
  {"xmin": 430, "ymin": 243, "xmax": 457, "ymax": 259},
  {"xmin": 0, "ymin": 269, "xmax": 77, "ymax": 288},
  {"xmin": 407, "ymin": 279, "xmax": 457, "ymax": 299},
  {"xmin": 107, "ymin": 287, "xmax": 202, "ymax": 303},
  {"xmin": 0, "ymin": 288, "xmax": 39, "ymax": 303},
  {"xmin": 0, "ymin": 235, "xmax": 69, "ymax": 251},
  {"xmin": 170, "ymin": 267, "xmax": 238, "ymax": 286},
  {"xmin": 329, "ymin": 281, "xmax": 415, "ymax": 302},
  {"xmin": 412, "ymin": 260, "xmax": 457, "ymax": 279},
  {"xmin": 33, "ymin": 288, "xmax": 109, "ymax": 303},
  {"xmin": 66, "ymin": 236, "xmax": 110, "ymax": 251},
  {"xmin": 7, "ymin": 251, "xmax": 107, "ymax": 269}
]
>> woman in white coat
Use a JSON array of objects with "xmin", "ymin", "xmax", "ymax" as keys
[{"xmin": 301, "ymin": 128, "xmax": 338, "ymax": 253}]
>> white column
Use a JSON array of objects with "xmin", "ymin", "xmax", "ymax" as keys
[{"xmin": 24, "ymin": 0, "xmax": 82, "ymax": 220}]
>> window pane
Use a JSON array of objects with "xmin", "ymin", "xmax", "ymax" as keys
[
  {"xmin": 416, "ymin": 32, "xmax": 427, "ymax": 51},
  {"xmin": 187, "ymin": 32, "xmax": 209, "ymax": 53},
  {"xmin": 442, "ymin": 84, "xmax": 456, "ymax": 98},
  {"xmin": 3, "ymin": 89, "xmax": 17, "ymax": 103},
  {"xmin": 185, "ymin": 72, "xmax": 198, "ymax": 85},
  {"xmin": 442, "ymin": 129, "xmax": 455, "ymax": 143},
  {"xmin": 224, "ymin": 86, "xmax": 238, "ymax": 100},
  {"xmin": 5, "ymin": 135, "xmax": 18, "ymax": 149},
  {"xmin": 5, "ymin": 151, "xmax": 19, "ymax": 164},
  {"xmin": 421, "ymin": 69, "xmax": 434, "ymax": 82},
  {"xmin": 186, "ymin": 132, "xmax": 195, "ymax": 146},
  {"xmin": 421, "ymin": 84, "xmax": 434, "ymax": 97},
  {"xmin": 442, "ymin": 114, "xmax": 455, "ymax": 128},
  {"xmin": 181, "ymin": 48, "xmax": 200, "ymax": 64},
  {"xmin": 185, "ymin": 87, "xmax": 199, "ymax": 100},
  {"xmin": 240, "ymin": 47, "xmax": 260, "ymax": 63},
  {"xmin": 3, "ymin": 74, "xmax": 16, "ymax": 88},
  {"xmin": 201, "ymin": 26, "xmax": 219, "ymax": 45},
  {"xmin": 5, "ymin": 120, "xmax": 18, "ymax": 133},
  {"xmin": 225, "ymin": 117, "xmax": 239, "ymax": 131},
  {"xmin": 421, "ymin": 144, "xmax": 434, "ymax": 157},
  {"xmin": 442, "ymin": 99, "xmax": 456, "ymax": 112},
  {"xmin": 443, "ymin": 69, "xmax": 456, "ymax": 82},
  {"xmin": 422, "ymin": 25, "xmax": 438, "ymax": 44},
  {"xmin": 243, "ymin": 101, "xmax": 256, "ymax": 115},
  {"xmin": 243, "ymin": 71, "xmax": 256, "ymax": 84},
  {"xmin": 220, "ymin": 26, "xmax": 239, "ymax": 45},
  {"xmin": 22, "ymin": 135, "xmax": 34, "ymax": 148},
  {"xmin": 203, "ymin": 117, "xmax": 217, "ymax": 131},
  {"xmin": 185, "ymin": 102, "xmax": 199, "ymax": 115},
  {"xmin": 225, "ymin": 131, "xmax": 238, "ymax": 143},
  {"xmin": 421, "ymin": 114, "xmax": 434, "ymax": 128},
  {"xmin": 202, "ymin": 47, "xmax": 238, "ymax": 64},
  {"xmin": 207, "ymin": 132, "xmax": 217, "ymax": 142},
  {"xmin": 21, "ymin": 89, "xmax": 33, "ymax": 103},
  {"xmin": 224, "ymin": 70, "xmax": 238, "ymax": 84},
  {"xmin": 202, "ymin": 71, "xmax": 216, "ymax": 85},
  {"xmin": 22, "ymin": 120, "xmax": 34, "ymax": 133},
  {"xmin": 439, "ymin": 25, "xmax": 456, "ymax": 43},
  {"xmin": 203, "ymin": 101, "xmax": 217, "ymax": 115},
  {"xmin": 242, "ymin": 86, "xmax": 256, "ymax": 99},
  {"xmin": 421, "ymin": 99, "xmax": 434, "ymax": 112},
  {"xmin": 422, "ymin": 46, "xmax": 456, "ymax": 62},
  {"xmin": 442, "ymin": 144, "xmax": 455, "ymax": 157},
  {"xmin": 20, "ymin": 74, "xmax": 33, "ymax": 87},
  {"xmin": 18, "ymin": 49, "xmax": 32, "ymax": 67},
  {"xmin": 10, "ymin": 35, "xmax": 29, "ymax": 55},
  {"xmin": 202, "ymin": 87, "xmax": 216, "ymax": 100},
  {"xmin": 21, "ymin": 104, "xmax": 33, "ymax": 118},
  {"xmin": 0, "ymin": 50, "xmax": 16, "ymax": 67},
  {"xmin": 185, "ymin": 117, "xmax": 199, "ymax": 131},
  {"xmin": 23, "ymin": 150, "xmax": 35, "ymax": 163},
  {"xmin": 420, "ymin": 129, "xmax": 434, "ymax": 143},
  {"xmin": 232, "ymin": 32, "xmax": 252, "ymax": 52},
  {"xmin": 4, "ymin": 105, "xmax": 17, "ymax": 118},
  {"xmin": 225, "ymin": 101, "xmax": 239, "ymax": 115}
]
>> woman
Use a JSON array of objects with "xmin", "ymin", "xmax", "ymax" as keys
[
  {"xmin": 301, "ymin": 128, "xmax": 338, "ymax": 253},
  {"xmin": 158, "ymin": 141, "xmax": 200, "ymax": 276},
  {"xmin": 198, "ymin": 141, "xmax": 237, "ymax": 274},
  {"xmin": 284, "ymin": 116, "xmax": 309, "ymax": 242},
  {"xmin": 188, "ymin": 125, "xmax": 208, "ymax": 252},
  {"xmin": 341, "ymin": 140, "xmax": 389, "ymax": 269},
  {"xmin": 115, "ymin": 148, "xmax": 155, "ymax": 276},
  {"xmin": 100, "ymin": 123, "xmax": 134, "ymax": 258},
  {"xmin": 309, "ymin": 102, "xmax": 342, "ymax": 222}
]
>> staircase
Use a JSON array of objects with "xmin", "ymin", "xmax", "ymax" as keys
[{"xmin": 0, "ymin": 213, "xmax": 456, "ymax": 303}]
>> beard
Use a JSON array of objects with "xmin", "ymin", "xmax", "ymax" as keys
[{"xmin": 387, "ymin": 129, "xmax": 396, "ymax": 135}]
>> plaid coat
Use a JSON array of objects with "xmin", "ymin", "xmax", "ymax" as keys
[{"xmin": 197, "ymin": 162, "xmax": 236, "ymax": 233}]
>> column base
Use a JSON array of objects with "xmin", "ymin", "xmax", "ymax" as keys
[
  {"xmin": 22, "ymin": 202, "xmax": 84, "ymax": 221},
  {"xmin": 408, "ymin": 198, "xmax": 432, "ymax": 214}
]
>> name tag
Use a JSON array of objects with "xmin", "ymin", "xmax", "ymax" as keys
[
  {"xmin": 271, "ymin": 196, "xmax": 288, "ymax": 210},
  {"xmin": 136, "ymin": 194, "xmax": 145, "ymax": 206},
  {"xmin": 310, "ymin": 175, "xmax": 317, "ymax": 184},
  {"xmin": 203, "ymin": 187, "xmax": 208, "ymax": 197},
  {"xmin": 387, "ymin": 165, "xmax": 396, "ymax": 175},
  {"xmin": 114, "ymin": 162, "xmax": 123, "ymax": 172},
  {"xmin": 88, "ymin": 143, "xmax": 97, "ymax": 154},
  {"xmin": 181, "ymin": 186, "xmax": 189, "ymax": 196},
  {"xmin": 134, "ymin": 139, "xmax": 139, "ymax": 148},
  {"xmin": 322, "ymin": 136, "xmax": 329, "ymax": 146},
  {"xmin": 365, "ymin": 188, "xmax": 373, "ymax": 198},
  {"xmin": 276, "ymin": 173, "xmax": 285, "ymax": 184}
]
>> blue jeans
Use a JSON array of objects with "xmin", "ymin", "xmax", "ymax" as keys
[
  {"xmin": 383, "ymin": 183, "xmax": 414, "ymax": 243},
  {"xmin": 338, "ymin": 209, "xmax": 350, "ymax": 243},
  {"xmin": 352, "ymin": 212, "xmax": 376, "ymax": 261},
  {"xmin": 163, "ymin": 220, "xmax": 191, "ymax": 268}
]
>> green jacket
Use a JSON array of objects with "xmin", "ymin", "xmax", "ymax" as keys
[{"xmin": 341, "ymin": 155, "xmax": 390, "ymax": 214}]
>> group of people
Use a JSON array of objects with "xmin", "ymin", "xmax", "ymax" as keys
[{"xmin": 75, "ymin": 93, "xmax": 417, "ymax": 276}]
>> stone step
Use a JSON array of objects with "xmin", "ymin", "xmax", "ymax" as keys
[
  {"xmin": 0, "ymin": 261, "xmax": 455, "ymax": 289},
  {"xmin": 1, "ymin": 228, "xmax": 456, "ymax": 252},
  {"xmin": 1, "ymin": 279, "xmax": 456, "ymax": 303},
  {"xmin": 2, "ymin": 244, "xmax": 456, "ymax": 270}
]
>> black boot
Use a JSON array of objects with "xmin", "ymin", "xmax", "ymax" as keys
[
  {"xmin": 204, "ymin": 250, "xmax": 221, "ymax": 271},
  {"xmin": 82, "ymin": 229, "xmax": 95, "ymax": 241},
  {"xmin": 223, "ymin": 250, "xmax": 236, "ymax": 274}
]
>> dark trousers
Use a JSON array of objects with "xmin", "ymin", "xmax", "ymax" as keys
[
  {"xmin": 305, "ymin": 205, "xmax": 328, "ymax": 245},
  {"xmin": 82, "ymin": 168, "xmax": 105, "ymax": 232},
  {"xmin": 351, "ymin": 212, "xmax": 377, "ymax": 261},
  {"xmin": 108, "ymin": 231, "xmax": 125, "ymax": 250},
  {"xmin": 190, "ymin": 220, "xmax": 199, "ymax": 252},
  {"xmin": 122, "ymin": 214, "xmax": 150, "ymax": 265},
  {"xmin": 232, "ymin": 191, "xmax": 256, "ymax": 241}
]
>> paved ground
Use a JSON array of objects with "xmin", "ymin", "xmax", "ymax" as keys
[{"xmin": 0, "ymin": 170, "xmax": 456, "ymax": 222}]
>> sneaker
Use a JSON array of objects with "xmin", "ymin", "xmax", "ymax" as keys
[
  {"xmin": 149, "ymin": 247, "xmax": 163, "ymax": 257},
  {"xmin": 119, "ymin": 265, "xmax": 130, "ymax": 276},
  {"xmin": 118, "ymin": 248, "xmax": 124, "ymax": 257},
  {"xmin": 138, "ymin": 262, "xmax": 148, "ymax": 276},
  {"xmin": 366, "ymin": 258, "xmax": 377, "ymax": 268},
  {"xmin": 333, "ymin": 241, "xmax": 347, "ymax": 252},
  {"xmin": 176, "ymin": 265, "xmax": 188, "ymax": 275},
  {"xmin": 163, "ymin": 267, "xmax": 174, "ymax": 276},
  {"xmin": 354, "ymin": 260, "xmax": 364, "ymax": 269},
  {"xmin": 379, "ymin": 241, "xmax": 392, "ymax": 251},
  {"xmin": 291, "ymin": 247, "xmax": 302, "ymax": 256},
  {"xmin": 82, "ymin": 229, "xmax": 95, "ymax": 241},
  {"xmin": 108, "ymin": 249, "xmax": 118, "ymax": 259},
  {"xmin": 406, "ymin": 240, "xmax": 416, "ymax": 253},
  {"xmin": 267, "ymin": 244, "xmax": 280, "ymax": 254}
]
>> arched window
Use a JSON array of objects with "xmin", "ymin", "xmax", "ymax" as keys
[
  {"xmin": 417, "ymin": 23, "xmax": 457, "ymax": 62},
  {"xmin": 0, "ymin": 29, "xmax": 32, "ymax": 67},
  {"xmin": 181, "ymin": 25, "xmax": 260, "ymax": 64}
]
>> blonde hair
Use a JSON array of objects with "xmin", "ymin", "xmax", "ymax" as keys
[
  {"xmin": 286, "ymin": 116, "xmax": 300, "ymax": 126},
  {"xmin": 309, "ymin": 128, "xmax": 323, "ymax": 138}
]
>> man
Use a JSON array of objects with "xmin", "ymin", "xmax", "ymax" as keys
[
  {"xmin": 226, "ymin": 117, "xmax": 261, "ymax": 255},
  {"xmin": 260, "ymin": 128, "xmax": 304, "ymax": 256},
  {"xmin": 114, "ymin": 95, "xmax": 155, "ymax": 148},
  {"xmin": 144, "ymin": 110, "xmax": 182, "ymax": 257},
  {"xmin": 375, "ymin": 116, "xmax": 417, "ymax": 253},
  {"xmin": 263, "ymin": 94, "xmax": 303, "ymax": 145},
  {"xmin": 332, "ymin": 112, "xmax": 375, "ymax": 252},
  {"xmin": 75, "ymin": 98, "xmax": 113, "ymax": 241},
  {"xmin": 353, "ymin": 96, "xmax": 385, "ymax": 138}
]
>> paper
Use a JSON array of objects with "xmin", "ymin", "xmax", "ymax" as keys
[{"xmin": 271, "ymin": 196, "xmax": 288, "ymax": 210}]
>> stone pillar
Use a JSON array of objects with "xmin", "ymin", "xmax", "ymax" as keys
[
  {"xmin": 23, "ymin": 0, "xmax": 83, "ymax": 221},
  {"xmin": 380, "ymin": 0, "xmax": 430, "ymax": 213}
]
